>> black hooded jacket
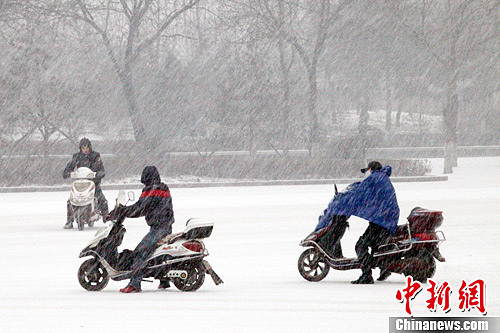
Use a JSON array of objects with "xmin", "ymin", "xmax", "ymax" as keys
[
  {"xmin": 63, "ymin": 138, "xmax": 105, "ymax": 185},
  {"xmin": 120, "ymin": 166, "xmax": 175, "ymax": 230}
]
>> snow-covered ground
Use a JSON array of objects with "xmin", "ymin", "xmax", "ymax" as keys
[{"xmin": 0, "ymin": 157, "xmax": 499, "ymax": 332}]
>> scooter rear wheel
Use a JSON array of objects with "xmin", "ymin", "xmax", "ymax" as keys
[
  {"xmin": 403, "ymin": 253, "xmax": 436, "ymax": 283},
  {"xmin": 173, "ymin": 263, "xmax": 205, "ymax": 292},
  {"xmin": 298, "ymin": 248, "xmax": 330, "ymax": 282},
  {"xmin": 78, "ymin": 258, "xmax": 109, "ymax": 291}
]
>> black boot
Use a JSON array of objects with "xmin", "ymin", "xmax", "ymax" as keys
[
  {"xmin": 377, "ymin": 269, "xmax": 392, "ymax": 281},
  {"xmin": 158, "ymin": 280, "xmax": 170, "ymax": 289},
  {"xmin": 352, "ymin": 267, "xmax": 374, "ymax": 284},
  {"xmin": 351, "ymin": 274, "xmax": 374, "ymax": 284}
]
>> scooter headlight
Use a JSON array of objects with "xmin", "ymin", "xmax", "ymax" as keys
[{"xmin": 72, "ymin": 195, "xmax": 91, "ymax": 203}]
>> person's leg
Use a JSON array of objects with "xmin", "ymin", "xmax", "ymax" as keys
[
  {"xmin": 127, "ymin": 229, "xmax": 159, "ymax": 289},
  {"xmin": 94, "ymin": 186, "xmax": 108, "ymax": 220},
  {"xmin": 355, "ymin": 225, "xmax": 373, "ymax": 265},
  {"xmin": 352, "ymin": 224, "xmax": 377, "ymax": 284},
  {"xmin": 64, "ymin": 200, "xmax": 74, "ymax": 228},
  {"xmin": 122, "ymin": 227, "xmax": 171, "ymax": 291},
  {"xmin": 369, "ymin": 225, "xmax": 392, "ymax": 281},
  {"xmin": 353, "ymin": 223, "xmax": 391, "ymax": 284}
]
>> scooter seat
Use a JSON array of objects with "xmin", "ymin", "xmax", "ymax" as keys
[{"xmin": 159, "ymin": 232, "xmax": 183, "ymax": 245}]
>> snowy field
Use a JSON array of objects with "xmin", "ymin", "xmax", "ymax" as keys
[{"xmin": 0, "ymin": 157, "xmax": 499, "ymax": 332}]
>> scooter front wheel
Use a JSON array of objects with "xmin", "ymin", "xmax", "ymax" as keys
[
  {"xmin": 74, "ymin": 206, "xmax": 90, "ymax": 231},
  {"xmin": 78, "ymin": 258, "xmax": 109, "ymax": 291},
  {"xmin": 298, "ymin": 248, "xmax": 330, "ymax": 282}
]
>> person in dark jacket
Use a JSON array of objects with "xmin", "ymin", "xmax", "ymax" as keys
[
  {"xmin": 111, "ymin": 166, "xmax": 175, "ymax": 293},
  {"xmin": 315, "ymin": 161, "xmax": 400, "ymax": 284},
  {"xmin": 63, "ymin": 138, "xmax": 109, "ymax": 229}
]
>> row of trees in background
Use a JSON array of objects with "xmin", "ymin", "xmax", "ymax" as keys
[{"xmin": 0, "ymin": 0, "xmax": 498, "ymax": 173}]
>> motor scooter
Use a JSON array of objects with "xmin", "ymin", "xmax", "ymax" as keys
[
  {"xmin": 298, "ymin": 186, "xmax": 446, "ymax": 283},
  {"xmin": 69, "ymin": 167, "xmax": 101, "ymax": 230},
  {"xmin": 77, "ymin": 190, "xmax": 223, "ymax": 291}
]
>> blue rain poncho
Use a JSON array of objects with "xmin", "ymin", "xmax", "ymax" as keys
[{"xmin": 315, "ymin": 166, "xmax": 400, "ymax": 234}]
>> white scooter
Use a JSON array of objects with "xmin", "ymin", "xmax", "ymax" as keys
[
  {"xmin": 69, "ymin": 167, "xmax": 101, "ymax": 231},
  {"xmin": 77, "ymin": 190, "xmax": 223, "ymax": 292}
]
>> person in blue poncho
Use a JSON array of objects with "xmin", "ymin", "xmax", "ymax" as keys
[{"xmin": 315, "ymin": 161, "xmax": 400, "ymax": 284}]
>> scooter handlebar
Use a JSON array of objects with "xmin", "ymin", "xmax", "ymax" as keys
[{"xmin": 107, "ymin": 204, "xmax": 126, "ymax": 224}]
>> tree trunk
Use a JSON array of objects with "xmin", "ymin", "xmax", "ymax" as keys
[
  {"xmin": 358, "ymin": 101, "xmax": 370, "ymax": 163},
  {"xmin": 122, "ymin": 15, "xmax": 147, "ymax": 148},
  {"xmin": 443, "ymin": 74, "xmax": 459, "ymax": 173},
  {"xmin": 278, "ymin": 1, "xmax": 291, "ymax": 156},
  {"xmin": 248, "ymin": 116, "xmax": 257, "ymax": 156},
  {"xmin": 279, "ymin": 70, "xmax": 291, "ymax": 154},
  {"xmin": 307, "ymin": 68, "xmax": 319, "ymax": 156},
  {"xmin": 443, "ymin": 27, "xmax": 459, "ymax": 173},
  {"xmin": 385, "ymin": 79, "xmax": 392, "ymax": 133},
  {"xmin": 280, "ymin": 74, "xmax": 291, "ymax": 156},
  {"xmin": 121, "ymin": 69, "xmax": 146, "ymax": 145}
]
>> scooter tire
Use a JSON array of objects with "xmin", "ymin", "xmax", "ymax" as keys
[
  {"xmin": 403, "ymin": 254, "xmax": 436, "ymax": 283},
  {"xmin": 78, "ymin": 258, "xmax": 109, "ymax": 291},
  {"xmin": 74, "ymin": 206, "xmax": 90, "ymax": 231},
  {"xmin": 173, "ymin": 263, "xmax": 205, "ymax": 292},
  {"xmin": 298, "ymin": 248, "xmax": 330, "ymax": 282}
]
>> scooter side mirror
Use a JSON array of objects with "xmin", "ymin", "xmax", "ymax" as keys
[
  {"xmin": 127, "ymin": 191, "xmax": 135, "ymax": 202},
  {"xmin": 334, "ymin": 184, "xmax": 338, "ymax": 195}
]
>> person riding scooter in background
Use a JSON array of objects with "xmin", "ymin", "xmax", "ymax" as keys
[
  {"xmin": 63, "ymin": 138, "xmax": 109, "ymax": 229},
  {"xmin": 108, "ymin": 166, "xmax": 175, "ymax": 293},
  {"xmin": 315, "ymin": 161, "xmax": 400, "ymax": 284}
]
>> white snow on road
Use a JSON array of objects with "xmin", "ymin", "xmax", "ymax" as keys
[{"xmin": 0, "ymin": 157, "xmax": 499, "ymax": 332}]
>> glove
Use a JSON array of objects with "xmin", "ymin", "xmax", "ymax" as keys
[
  {"xmin": 107, "ymin": 204, "xmax": 125, "ymax": 222},
  {"xmin": 107, "ymin": 209, "xmax": 118, "ymax": 222}
]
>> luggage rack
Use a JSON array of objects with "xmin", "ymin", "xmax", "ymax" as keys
[
  {"xmin": 372, "ymin": 223, "xmax": 412, "ymax": 257},
  {"xmin": 373, "ymin": 225, "xmax": 446, "ymax": 257}
]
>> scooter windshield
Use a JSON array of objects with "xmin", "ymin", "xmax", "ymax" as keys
[{"xmin": 74, "ymin": 181, "xmax": 92, "ymax": 192}]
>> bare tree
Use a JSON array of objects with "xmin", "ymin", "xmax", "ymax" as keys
[
  {"xmin": 1, "ymin": 2, "xmax": 83, "ymax": 154},
  {"xmin": 42, "ymin": 0, "xmax": 201, "ymax": 148},
  {"xmin": 224, "ymin": 0, "xmax": 352, "ymax": 155},
  {"xmin": 391, "ymin": 0, "xmax": 500, "ymax": 173}
]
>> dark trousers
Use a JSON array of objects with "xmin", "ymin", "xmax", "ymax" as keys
[
  {"xmin": 355, "ymin": 222, "xmax": 391, "ymax": 276},
  {"xmin": 128, "ymin": 226, "xmax": 172, "ymax": 288},
  {"xmin": 67, "ymin": 185, "xmax": 108, "ymax": 223}
]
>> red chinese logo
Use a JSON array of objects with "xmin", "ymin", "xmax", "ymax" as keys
[
  {"xmin": 426, "ymin": 279, "xmax": 451, "ymax": 313},
  {"xmin": 396, "ymin": 276, "xmax": 423, "ymax": 316},
  {"xmin": 458, "ymin": 279, "xmax": 487, "ymax": 315},
  {"xmin": 396, "ymin": 277, "xmax": 487, "ymax": 315}
]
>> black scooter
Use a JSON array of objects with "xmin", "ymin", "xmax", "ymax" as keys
[{"xmin": 298, "ymin": 186, "xmax": 446, "ymax": 283}]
